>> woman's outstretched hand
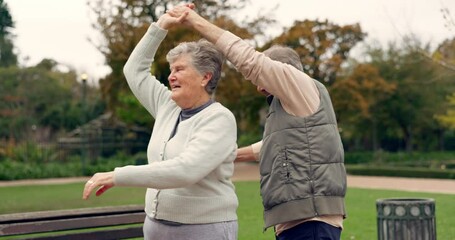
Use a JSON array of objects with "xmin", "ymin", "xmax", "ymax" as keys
[{"xmin": 82, "ymin": 171, "xmax": 115, "ymax": 200}]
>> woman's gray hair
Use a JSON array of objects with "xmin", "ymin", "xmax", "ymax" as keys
[
  {"xmin": 166, "ymin": 39, "xmax": 224, "ymax": 94},
  {"xmin": 263, "ymin": 45, "xmax": 303, "ymax": 71}
]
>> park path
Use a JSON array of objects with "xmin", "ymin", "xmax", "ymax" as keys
[
  {"xmin": 232, "ymin": 163, "xmax": 455, "ymax": 195},
  {"xmin": 1, "ymin": 162, "xmax": 455, "ymax": 195}
]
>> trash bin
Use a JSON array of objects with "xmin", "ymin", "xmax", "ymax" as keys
[{"xmin": 376, "ymin": 198, "xmax": 436, "ymax": 240}]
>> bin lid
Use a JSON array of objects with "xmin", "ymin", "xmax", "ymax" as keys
[{"xmin": 376, "ymin": 198, "xmax": 435, "ymax": 204}]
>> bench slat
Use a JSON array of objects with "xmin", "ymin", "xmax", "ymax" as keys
[
  {"xmin": 0, "ymin": 205, "xmax": 145, "ymax": 239},
  {"xmin": 0, "ymin": 205, "xmax": 144, "ymax": 223},
  {"xmin": 0, "ymin": 212, "xmax": 145, "ymax": 236},
  {"xmin": 22, "ymin": 226, "xmax": 143, "ymax": 240}
]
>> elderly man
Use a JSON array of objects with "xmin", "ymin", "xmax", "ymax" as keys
[{"xmin": 169, "ymin": 4, "xmax": 347, "ymax": 240}]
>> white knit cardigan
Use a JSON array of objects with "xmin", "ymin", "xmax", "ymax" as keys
[{"xmin": 114, "ymin": 23, "xmax": 238, "ymax": 224}]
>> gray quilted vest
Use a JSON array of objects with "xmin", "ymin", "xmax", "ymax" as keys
[{"xmin": 260, "ymin": 80, "xmax": 347, "ymax": 229}]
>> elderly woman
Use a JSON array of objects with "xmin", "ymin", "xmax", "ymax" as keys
[{"xmin": 82, "ymin": 11, "xmax": 238, "ymax": 240}]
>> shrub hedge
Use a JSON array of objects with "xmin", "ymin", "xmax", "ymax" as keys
[
  {"xmin": 0, "ymin": 152, "xmax": 146, "ymax": 180},
  {"xmin": 346, "ymin": 165, "xmax": 455, "ymax": 179},
  {"xmin": 1, "ymin": 148, "xmax": 455, "ymax": 180}
]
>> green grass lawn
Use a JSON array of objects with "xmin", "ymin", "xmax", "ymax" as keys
[{"xmin": 1, "ymin": 181, "xmax": 454, "ymax": 239}]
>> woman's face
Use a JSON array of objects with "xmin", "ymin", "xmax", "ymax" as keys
[{"xmin": 168, "ymin": 54, "xmax": 211, "ymax": 109}]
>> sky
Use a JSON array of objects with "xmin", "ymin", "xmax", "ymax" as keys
[{"xmin": 6, "ymin": 0, "xmax": 455, "ymax": 83}]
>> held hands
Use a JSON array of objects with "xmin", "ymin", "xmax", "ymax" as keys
[
  {"xmin": 157, "ymin": 3, "xmax": 195, "ymax": 30},
  {"xmin": 82, "ymin": 171, "xmax": 115, "ymax": 200},
  {"xmin": 167, "ymin": 3, "xmax": 222, "ymax": 43}
]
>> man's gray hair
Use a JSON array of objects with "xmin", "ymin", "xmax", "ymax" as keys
[
  {"xmin": 263, "ymin": 45, "xmax": 303, "ymax": 71},
  {"xmin": 166, "ymin": 39, "xmax": 224, "ymax": 94}
]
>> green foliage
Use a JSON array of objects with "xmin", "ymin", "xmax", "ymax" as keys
[
  {"xmin": 10, "ymin": 141, "xmax": 56, "ymax": 163},
  {"xmin": 0, "ymin": 0, "xmax": 17, "ymax": 67},
  {"xmin": 0, "ymin": 62, "xmax": 105, "ymax": 142},
  {"xmin": 237, "ymin": 130, "xmax": 262, "ymax": 147},
  {"xmin": 0, "ymin": 150, "xmax": 139, "ymax": 180},
  {"xmin": 436, "ymin": 92, "xmax": 455, "ymax": 129},
  {"xmin": 345, "ymin": 151, "xmax": 455, "ymax": 179},
  {"xmin": 345, "ymin": 150, "xmax": 455, "ymax": 164},
  {"xmin": 332, "ymin": 63, "xmax": 396, "ymax": 150},
  {"xmin": 432, "ymin": 37, "xmax": 455, "ymax": 72},
  {"xmin": 346, "ymin": 165, "xmax": 455, "ymax": 179},
  {"xmin": 116, "ymin": 92, "xmax": 154, "ymax": 127},
  {"xmin": 0, "ymin": 0, "xmax": 13, "ymax": 35},
  {"xmin": 0, "ymin": 160, "xmax": 80, "ymax": 180},
  {"xmin": 338, "ymin": 39, "xmax": 455, "ymax": 151},
  {"xmin": 0, "ymin": 37, "xmax": 17, "ymax": 67},
  {"xmin": 216, "ymin": 73, "xmax": 266, "ymax": 134}
]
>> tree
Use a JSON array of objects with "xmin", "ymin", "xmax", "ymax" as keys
[
  {"xmin": 436, "ymin": 93, "xmax": 455, "ymax": 129},
  {"xmin": 0, "ymin": 0, "xmax": 17, "ymax": 67},
  {"xmin": 365, "ymin": 39, "xmax": 455, "ymax": 152},
  {"xmin": 402, "ymin": 6, "xmax": 455, "ymax": 76},
  {"xmin": 88, "ymin": 0, "xmax": 267, "ymax": 133},
  {"xmin": 433, "ymin": 38, "xmax": 455, "ymax": 132},
  {"xmin": 89, "ymin": 1, "xmax": 372, "ymax": 142},
  {"xmin": 0, "ymin": 59, "xmax": 104, "ymax": 142},
  {"xmin": 263, "ymin": 19, "xmax": 366, "ymax": 85},
  {"xmin": 331, "ymin": 63, "xmax": 395, "ymax": 150},
  {"xmin": 428, "ymin": 5, "xmax": 455, "ymax": 72}
]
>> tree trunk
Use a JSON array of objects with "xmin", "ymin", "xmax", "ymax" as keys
[
  {"xmin": 372, "ymin": 118, "xmax": 379, "ymax": 151},
  {"xmin": 404, "ymin": 125, "xmax": 413, "ymax": 152}
]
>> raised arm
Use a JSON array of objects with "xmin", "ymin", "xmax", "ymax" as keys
[
  {"xmin": 83, "ymin": 12, "xmax": 192, "ymax": 200},
  {"xmin": 169, "ymin": 5, "xmax": 320, "ymax": 117},
  {"xmin": 156, "ymin": 10, "xmax": 189, "ymax": 30}
]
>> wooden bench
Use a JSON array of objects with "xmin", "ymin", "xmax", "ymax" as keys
[{"xmin": 0, "ymin": 205, "xmax": 145, "ymax": 240}]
